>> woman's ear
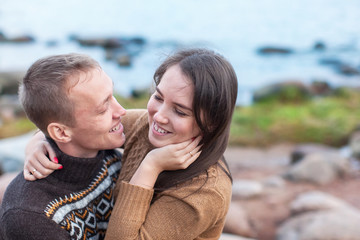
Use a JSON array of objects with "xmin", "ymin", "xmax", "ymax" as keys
[{"xmin": 47, "ymin": 123, "xmax": 72, "ymax": 143}]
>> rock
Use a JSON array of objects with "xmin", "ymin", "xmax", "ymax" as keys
[
  {"xmin": 131, "ymin": 88, "xmax": 151, "ymax": 99},
  {"xmin": 309, "ymin": 80, "xmax": 332, "ymax": 96},
  {"xmin": 277, "ymin": 191, "xmax": 360, "ymax": 240},
  {"xmin": 262, "ymin": 175, "xmax": 286, "ymax": 188},
  {"xmin": 253, "ymin": 81, "xmax": 310, "ymax": 104},
  {"xmin": 220, "ymin": 233, "xmax": 256, "ymax": 240},
  {"xmin": 0, "ymin": 34, "xmax": 35, "ymax": 43},
  {"xmin": 232, "ymin": 180, "xmax": 264, "ymax": 199},
  {"xmin": 0, "ymin": 172, "xmax": 18, "ymax": 204},
  {"xmin": 349, "ymin": 130, "xmax": 360, "ymax": 159},
  {"xmin": 45, "ymin": 40, "xmax": 58, "ymax": 47},
  {"xmin": 276, "ymin": 209, "xmax": 360, "ymax": 240},
  {"xmin": 0, "ymin": 71, "xmax": 24, "ymax": 95},
  {"xmin": 223, "ymin": 202, "xmax": 257, "ymax": 238},
  {"xmin": 318, "ymin": 58, "xmax": 342, "ymax": 66},
  {"xmin": 0, "ymin": 131, "xmax": 35, "ymax": 173},
  {"xmin": 73, "ymin": 36, "xmax": 146, "ymax": 50},
  {"xmin": 290, "ymin": 191, "xmax": 358, "ymax": 215},
  {"xmin": 290, "ymin": 143, "xmax": 339, "ymax": 165},
  {"xmin": 257, "ymin": 46, "xmax": 293, "ymax": 55},
  {"xmin": 116, "ymin": 54, "xmax": 132, "ymax": 67},
  {"xmin": 313, "ymin": 41, "xmax": 326, "ymax": 51},
  {"xmin": 284, "ymin": 152, "xmax": 350, "ymax": 185},
  {"xmin": 8, "ymin": 35, "xmax": 35, "ymax": 43},
  {"xmin": 0, "ymin": 95, "xmax": 24, "ymax": 121},
  {"xmin": 336, "ymin": 64, "xmax": 360, "ymax": 76}
]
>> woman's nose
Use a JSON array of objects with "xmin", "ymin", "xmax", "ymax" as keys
[{"xmin": 153, "ymin": 107, "xmax": 169, "ymax": 124}]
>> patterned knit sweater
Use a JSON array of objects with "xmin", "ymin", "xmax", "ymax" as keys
[
  {"xmin": 0, "ymin": 139, "xmax": 122, "ymax": 240},
  {"xmin": 105, "ymin": 109, "xmax": 232, "ymax": 240}
]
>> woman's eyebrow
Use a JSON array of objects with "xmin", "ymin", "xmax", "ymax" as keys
[{"xmin": 155, "ymin": 87, "xmax": 163, "ymax": 96}]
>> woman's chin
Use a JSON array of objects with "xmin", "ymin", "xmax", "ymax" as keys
[{"xmin": 148, "ymin": 134, "xmax": 165, "ymax": 148}]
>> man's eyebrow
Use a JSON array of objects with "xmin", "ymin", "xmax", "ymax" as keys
[{"xmin": 155, "ymin": 86, "xmax": 193, "ymax": 112}]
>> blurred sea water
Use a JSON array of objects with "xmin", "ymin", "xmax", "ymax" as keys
[{"xmin": 0, "ymin": 0, "xmax": 360, "ymax": 105}]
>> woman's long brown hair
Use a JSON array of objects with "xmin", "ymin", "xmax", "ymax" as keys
[{"xmin": 153, "ymin": 48, "xmax": 238, "ymax": 191}]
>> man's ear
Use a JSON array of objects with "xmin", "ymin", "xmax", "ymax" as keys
[{"xmin": 47, "ymin": 123, "xmax": 72, "ymax": 143}]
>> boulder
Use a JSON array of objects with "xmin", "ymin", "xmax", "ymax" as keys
[
  {"xmin": 313, "ymin": 41, "xmax": 326, "ymax": 51},
  {"xmin": 220, "ymin": 233, "xmax": 256, "ymax": 240},
  {"xmin": 223, "ymin": 202, "xmax": 257, "ymax": 238},
  {"xmin": 0, "ymin": 71, "xmax": 24, "ymax": 95},
  {"xmin": 253, "ymin": 81, "xmax": 310, "ymax": 104},
  {"xmin": 290, "ymin": 191, "xmax": 358, "ymax": 214},
  {"xmin": 277, "ymin": 191, "xmax": 360, "ymax": 240},
  {"xmin": 284, "ymin": 152, "xmax": 350, "ymax": 185},
  {"xmin": 257, "ymin": 46, "xmax": 293, "ymax": 55},
  {"xmin": 232, "ymin": 180, "xmax": 264, "ymax": 199},
  {"xmin": 336, "ymin": 64, "xmax": 360, "ymax": 76},
  {"xmin": 0, "ymin": 172, "xmax": 18, "ymax": 204},
  {"xmin": 290, "ymin": 143, "xmax": 338, "ymax": 165},
  {"xmin": 349, "ymin": 130, "xmax": 360, "ymax": 159},
  {"xmin": 309, "ymin": 80, "xmax": 332, "ymax": 96}
]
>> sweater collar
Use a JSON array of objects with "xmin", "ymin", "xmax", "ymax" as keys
[{"xmin": 46, "ymin": 137, "xmax": 105, "ymax": 184}]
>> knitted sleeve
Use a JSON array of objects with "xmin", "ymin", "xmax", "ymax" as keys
[
  {"xmin": 105, "ymin": 171, "xmax": 230, "ymax": 240},
  {"xmin": 121, "ymin": 109, "xmax": 148, "ymax": 141},
  {"xmin": 1, "ymin": 209, "xmax": 69, "ymax": 240}
]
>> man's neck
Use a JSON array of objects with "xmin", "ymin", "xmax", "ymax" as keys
[{"xmin": 55, "ymin": 141, "xmax": 99, "ymax": 159}]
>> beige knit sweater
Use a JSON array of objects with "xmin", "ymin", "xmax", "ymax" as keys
[{"xmin": 105, "ymin": 109, "xmax": 232, "ymax": 240}]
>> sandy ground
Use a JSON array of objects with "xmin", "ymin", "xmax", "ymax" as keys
[
  {"xmin": 224, "ymin": 145, "xmax": 360, "ymax": 240},
  {"xmin": 1, "ymin": 143, "xmax": 359, "ymax": 240}
]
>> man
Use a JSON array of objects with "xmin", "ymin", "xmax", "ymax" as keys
[{"xmin": 0, "ymin": 53, "xmax": 126, "ymax": 239}]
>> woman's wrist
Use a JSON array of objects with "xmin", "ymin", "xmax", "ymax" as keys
[{"xmin": 129, "ymin": 158, "xmax": 162, "ymax": 189}]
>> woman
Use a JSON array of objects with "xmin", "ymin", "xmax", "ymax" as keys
[{"xmin": 25, "ymin": 48, "xmax": 238, "ymax": 239}]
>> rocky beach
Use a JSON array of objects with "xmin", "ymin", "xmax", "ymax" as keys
[
  {"xmin": 1, "ymin": 0, "xmax": 360, "ymax": 237},
  {"xmin": 1, "ymin": 133, "xmax": 360, "ymax": 240},
  {"xmin": 1, "ymin": 67, "xmax": 360, "ymax": 239},
  {"xmin": 1, "ymin": 40, "xmax": 360, "ymax": 239}
]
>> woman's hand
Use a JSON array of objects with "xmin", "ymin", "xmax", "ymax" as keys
[
  {"xmin": 23, "ymin": 131, "xmax": 61, "ymax": 181},
  {"xmin": 129, "ymin": 136, "xmax": 202, "ymax": 189}
]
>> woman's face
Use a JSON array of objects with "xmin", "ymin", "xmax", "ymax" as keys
[{"xmin": 147, "ymin": 64, "xmax": 201, "ymax": 148}]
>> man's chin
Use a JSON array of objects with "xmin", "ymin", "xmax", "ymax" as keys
[{"xmin": 108, "ymin": 136, "xmax": 125, "ymax": 149}]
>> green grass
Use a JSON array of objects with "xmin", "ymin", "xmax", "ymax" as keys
[
  {"xmin": 1, "ymin": 88, "xmax": 359, "ymax": 147},
  {"xmin": 0, "ymin": 94, "xmax": 150, "ymax": 139},
  {"xmin": 229, "ymin": 89, "xmax": 360, "ymax": 146},
  {"xmin": 0, "ymin": 118, "xmax": 36, "ymax": 139}
]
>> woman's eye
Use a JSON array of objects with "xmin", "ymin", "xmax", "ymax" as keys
[
  {"xmin": 154, "ymin": 95, "xmax": 163, "ymax": 101},
  {"xmin": 175, "ymin": 109, "xmax": 187, "ymax": 116}
]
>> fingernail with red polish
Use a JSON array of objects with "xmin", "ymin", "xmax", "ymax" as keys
[
  {"xmin": 53, "ymin": 157, "xmax": 58, "ymax": 164},
  {"xmin": 58, "ymin": 165, "xmax": 63, "ymax": 170}
]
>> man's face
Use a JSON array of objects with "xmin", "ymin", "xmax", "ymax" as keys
[{"xmin": 66, "ymin": 68, "xmax": 126, "ymax": 158}]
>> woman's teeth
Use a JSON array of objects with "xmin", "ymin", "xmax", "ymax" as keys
[{"xmin": 154, "ymin": 123, "xmax": 167, "ymax": 134}]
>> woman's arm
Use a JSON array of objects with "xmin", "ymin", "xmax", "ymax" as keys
[
  {"xmin": 23, "ymin": 131, "xmax": 61, "ymax": 181},
  {"xmin": 23, "ymin": 110, "xmax": 146, "ymax": 181},
  {"xmin": 129, "ymin": 136, "xmax": 201, "ymax": 189},
  {"xmin": 104, "ymin": 137, "xmax": 231, "ymax": 240}
]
